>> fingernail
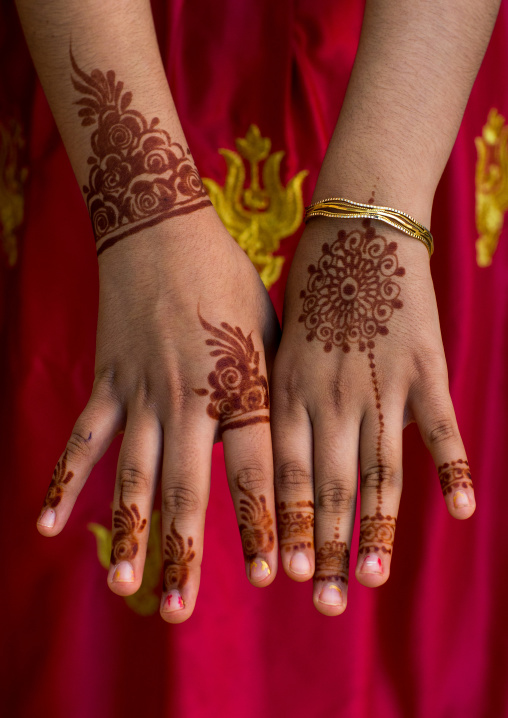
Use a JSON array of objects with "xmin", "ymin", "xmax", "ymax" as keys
[
  {"xmin": 163, "ymin": 590, "xmax": 184, "ymax": 612},
  {"xmin": 250, "ymin": 558, "xmax": 270, "ymax": 581},
  {"xmin": 112, "ymin": 561, "xmax": 134, "ymax": 583},
  {"xmin": 290, "ymin": 552, "xmax": 311, "ymax": 575},
  {"xmin": 38, "ymin": 508, "xmax": 55, "ymax": 528},
  {"xmin": 361, "ymin": 554, "xmax": 383, "ymax": 574},
  {"xmin": 453, "ymin": 491, "xmax": 470, "ymax": 509},
  {"xmin": 318, "ymin": 583, "xmax": 343, "ymax": 606}
]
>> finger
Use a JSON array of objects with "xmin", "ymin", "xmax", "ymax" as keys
[
  {"xmin": 272, "ymin": 392, "xmax": 314, "ymax": 583},
  {"xmin": 37, "ymin": 385, "xmax": 122, "ymax": 536},
  {"xmin": 108, "ymin": 409, "xmax": 162, "ymax": 597},
  {"xmin": 312, "ymin": 414, "xmax": 359, "ymax": 616},
  {"xmin": 159, "ymin": 414, "xmax": 214, "ymax": 624},
  {"xmin": 223, "ymin": 420, "xmax": 277, "ymax": 587},
  {"xmin": 411, "ymin": 380, "xmax": 475, "ymax": 519},
  {"xmin": 355, "ymin": 394, "xmax": 404, "ymax": 588}
]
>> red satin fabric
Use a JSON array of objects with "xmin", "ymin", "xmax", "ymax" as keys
[{"xmin": 2, "ymin": 1, "xmax": 508, "ymax": 716}]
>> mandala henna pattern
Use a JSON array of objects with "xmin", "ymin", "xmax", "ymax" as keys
[
  {"xmin": 162, "ymin": 520, "xmax": 196, "ymax": 592},
  {"xmin": 238, "ymin": 483, "xmax": 275, "ymax": 561},
  {"xmin": 110, "ymin": 489, "xmax": 147, "ymax": 564},
  {"xmin": 194, "ymin": 313, "xmax": 270, "ymax": 433},
  {"xmin": 277, "ymin": 500, "xmax": 314, "ymax": 553},
  {"xmin": 314, "ymin": 519, "xmax": 350, "ymax": 584},
  {"xmin": 438, "ymin": 459, "xmax": 472, "ymax": 495},
  {"xmin": 300, "ymin": 219, "xmax": 405, "ymax": 556},
  {"xmin": 45, "ymin": 450, "xmax": 74, "ymax": 509},
  {"xmin": 70, "ymin": 50, "xmax": 210, "ymax": 256}
]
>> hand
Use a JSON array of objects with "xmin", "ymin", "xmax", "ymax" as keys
[
  {"xmin": 36, "ymin": 207, "xmax": 280, "ymax": 623},
  {"xmin": 271, "ymin": 216, "xmax": 475, "ymax": 615}
]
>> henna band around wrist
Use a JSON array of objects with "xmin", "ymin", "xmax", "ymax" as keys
[{"xmin": 305, "ymin": 197, "xmax": 434, "ymax": 258}]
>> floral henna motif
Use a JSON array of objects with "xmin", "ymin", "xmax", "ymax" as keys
[
  {"xmin": 314, "ymin": 519, "xmax": 349, "ymax": 584},
  {"xmin": 277, "ymin": 500, "xmax": 314, "ymax": 553},
  {"xmin": 110, "ymin": 489, "xmax": 147, "ymax": 564},
  {"xmin": 238, "ymin": 483, "xmax": 275, "ymax": 561},
  {"xmin": 193, "ymin": 313, "xmax": 270, "ymax": 433},
  {"xmin": 70, "ymin": 50, "xmax": 210, "ymax": 256},
  {"xmin": 299, "ymin": 221, "xmax": 405, "ymax": 353},
  {"xmin": 45, "ymin": 450, "xmax": 74, "ymax": 508},
  {"xmin": 358, "ymin": 512, "xmax": 396, "ymax": 555},
  {"xmin": 162, "ymin": 520, "xmax": 196, "ymax": 592},
  {"xmin": 438, "ymin": 459, "xmax": 472, "ymax": 495}
]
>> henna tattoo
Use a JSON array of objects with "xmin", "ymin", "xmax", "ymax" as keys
[
  {"xmin": 45, "ymin": 450, "xmax": 74, "ymax": 508},
  {"xmin": 277, "ymin": 500, "xmax": 314, "ymax": 553},
  {"xmin": 300, "ymin": 219, "xmax": 405, "ymax": 545},
  {"xmin": 438, "ymin": 459, "xmax": 472, "ymax": 496},
  {"xmin": 358, "ymin": 511, "xmax": 396, "ymax": 555},
  {"xmin": 70, "ymin": 50, "xmax": 210, "ymax": 256},
  {"xmin": 110, "ymin": 489, "xmax": 147, "ymax": 564},
  {"xmin": 162, "ymin": 519, "xmax": 195, "ymax": 592},
  {"xmin": 238, "ymin": 483, "xmax": 275, "ymax": 561},
  {"xmin": 314, "ymin": 519, "xmax": 349, "ymax": 584},
  {"xmin": 193, "ymin": 313, "xmax": 270, "ymax": 433}
]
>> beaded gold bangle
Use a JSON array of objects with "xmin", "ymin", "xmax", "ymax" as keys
[{"xmin": 305, "ymin": 197, "xmax": 434, "ymax": 258}]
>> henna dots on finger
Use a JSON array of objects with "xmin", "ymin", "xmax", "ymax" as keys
[{"xmin": 162, "ymin": 520, "xmax": 195, "ymax": 613}]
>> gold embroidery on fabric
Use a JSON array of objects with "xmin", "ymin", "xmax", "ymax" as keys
[
  {"xmin": 88, "ymin": 510, "xmax": 162, "ymax": 616},
  {"xmin": 475, "ymin": 108, "xmax": 508, "ymax": 267},
  {"xmin": 203, "ymin": 125, "xmax": 308, "ymax": 289},
  {"xmin": 0, "ymin": 118, "xmax": 27, "ymax": 267}
]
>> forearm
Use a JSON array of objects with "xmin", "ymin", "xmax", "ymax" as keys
[
  {"xmin": 15, "ymin": 0, "xmax": 210, "ymax": 255},
  {"xmin": 314, "ymin": 0, "xmax": 501, "ymax": 225}
]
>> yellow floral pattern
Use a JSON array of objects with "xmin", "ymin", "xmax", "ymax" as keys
[
  {"xmin": 0, "ymin": 118, "xmax": 27, "ymax": 267},
  {"xmin": 203, "ymin": 125, "xmax": 308, "ymax": 288},
  {"xmin": 475, "ymin": 108, "xmax": 508, "ymax": 267}
]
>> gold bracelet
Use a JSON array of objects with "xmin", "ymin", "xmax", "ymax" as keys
[{"xmin": 305, "ymin": 197, "xmax": 434, "ymax": 258}]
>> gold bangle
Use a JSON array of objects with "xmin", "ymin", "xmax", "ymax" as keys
[{"xmin": 305, "ymin": 197, "xmax": 434, "ymax": 258}]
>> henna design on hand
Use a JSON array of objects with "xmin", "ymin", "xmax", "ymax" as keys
[
  {"xmin": 358, "ymin": 512, "xmax": 396, "ymax": 555},
  {"xmin": 277, "ymin": 500, "xmax": 314, "ymax": 553},
  {"xmin": 314, "ymin": 519, "xmax": 349, "ymax": 584},
  {"xmin": 162, "ymin": 519, "xmax": 196, "ymax": 592},
  {"xmin": 238, "ymin": 483, "xmax": 275, "ymax": 561},
  {"xmin": 438, "ymin": 459, "xmax": 472, "ymax": 495},
  {"xmin": 193, "ymin": 312, "xmax": 270, "ymax": 433},
  {"xmin": 300, "ymin": 220, "xmax": 405, "ymax": 547},
  {"xmin": 70, "ymin": 50, "xmax": 210, "ymax": 256},
  {"xmin": 110, "ymin": 489, "xmax": 147, "ymax": 564},
  {"xmin": 44, "ymin": 450, "xmax": 74, "ymax": 508}
]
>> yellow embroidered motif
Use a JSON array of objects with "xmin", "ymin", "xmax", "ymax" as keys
[
  {"xmin": 88, "ymin": 510, "xmax": 162, "ymax": 616},
  {"xmin": 203, "ymin": 125, "xmax": 308, "ymax": 289},
  {"xmin": 475, "ymin": 108, "xmax": 508, "ymax": 267},
  {"xmin": 0, "ymin": 118, "xmax": 27, "ymax": 267}
]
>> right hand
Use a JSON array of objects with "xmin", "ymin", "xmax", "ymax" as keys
[{"xmin": 36, "ymin": 206, "xmax": 280, "ymax": 623}]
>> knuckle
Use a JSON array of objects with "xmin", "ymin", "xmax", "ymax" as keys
[
  {"xmin": 361, "ymin": 464, "xmax": 401, "ymax": 492},
  {"xmin": 316, "ymin": 479, "xmax": 355, "ymax": 513},
  {"xmin": 427, "ymin": 418, "xmax": 457, "ymax": 446},
  {"xmin": 276, "ymin": 461, "xmax": 311, "ymax": 493},
  {"xmin": 66, "ymin": 431, "xmax": 92, "ymax": 460},
  {"xmin": 162, "ymin": 483, "xmax": 201, "ymax": 515},
  {"xmin": 234, "ymin": 466, "xmax": 267, "ymax": 494},
  {"xmin": 272, "ymin": 365, "xmax": 308, "ymax": 412},
  {"xmin": 117, "ymin": 467, "xmax": 152, "ymax": 495}
]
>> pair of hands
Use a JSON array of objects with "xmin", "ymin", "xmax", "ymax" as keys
[{"xmin": 37, "ymin": 202, "xmax": 475, "ymax": 622}]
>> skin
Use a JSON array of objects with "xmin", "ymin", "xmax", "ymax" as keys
[{"xmin": 16, "ymin": 0, "xmax": 501, "ymax": 620}]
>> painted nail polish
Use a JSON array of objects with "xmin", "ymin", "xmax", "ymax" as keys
[
  {"xmin": 361, "ymin": 555, "xmax": 383, "ymax": 574},
  {"xmin": 250, "ymin": 558, "xmax": 271, "ymax": 581},
  {"xmin": 112, "ymin": 561, "xmax": 134, "ymax": 583},
  {"xmin": 163, "ymin": 590, "xmax": 184, "ymax": 612},
  {"xmin": 38, "ymin": 508, "xmax": 55, "ymax": 529},
  {"xmin": 318, "ymin": 584, "xmax": 343, "ymax": 607},
  {"xmin": 290, "ymin": 552, "xmax": 311, "ymax": 575},
  {"xmin": 453, "ymin": 491, "xmax": 469, "ymax": 509}
]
